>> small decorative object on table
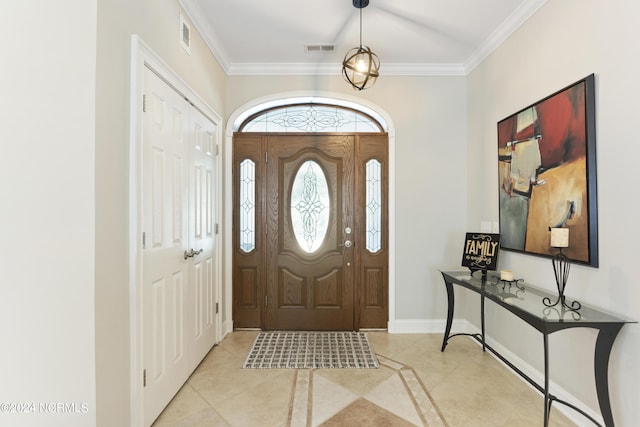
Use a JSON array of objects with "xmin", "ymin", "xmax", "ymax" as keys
[
  {"xmin": 544, "ymin": 227, "xmax": 581, "ymax": 311},
  {"xmin": 500, "ymin": 269, "xmax": 514, "ymax": 281},
  {"xmin": 496, "ymin": 269, "xmax": 525, "ymax": 290},
  {"xmin": 461, "ymin": 232, "xmax": 501, "ymax": 281}
]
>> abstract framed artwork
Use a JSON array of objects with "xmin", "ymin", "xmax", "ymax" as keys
[{"xmin": 497, "ymin": 74, "xmax": 598, "ymax": 267}]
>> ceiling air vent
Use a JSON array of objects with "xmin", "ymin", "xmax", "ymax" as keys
[{"xmin": 304, "ymin": 44, "xmax": 335, "ymax": 53}]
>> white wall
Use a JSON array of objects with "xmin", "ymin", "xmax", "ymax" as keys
[
  {"xmin": 467, "ymin": 0, "xmax": 640, "ymax": 425},
  {"xmin": 95, "ymin": 0, "xmax": 225, "ymax": 426},
  {"xmin": 0, "ymin": 1, "xmax": 97, "ymax": 426}
]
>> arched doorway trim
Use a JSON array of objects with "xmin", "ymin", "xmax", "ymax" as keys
[{"xmin": 222, "ymin": 91, "xmax": 396, "ymax": 335}]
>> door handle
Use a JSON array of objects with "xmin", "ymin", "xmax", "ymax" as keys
[
  {"xmin": 184, "ymin": 248, "xmax": 204, "ymax": 260},
  {"xmin": 338, "ymin": 240, "xmax": 353, "ymax": 248}
]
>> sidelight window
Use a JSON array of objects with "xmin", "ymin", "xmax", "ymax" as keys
[
  {"xmin": 239, "ymin": 159, "xmax": 255, "ymax": 252},
  {"xmin": 366, "ymin": 159, "xmax": 382, "ymax": 253}
]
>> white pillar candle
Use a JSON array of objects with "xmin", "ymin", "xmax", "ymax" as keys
[
  {"xmin": 550, "ymin": 228, "xmax": 569, "ymax": 248},
  {"xmin": 500, "ymin": 270, "xmax": 514, "ymax": 281}
]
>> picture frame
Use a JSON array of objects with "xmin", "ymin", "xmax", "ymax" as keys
[
  {"xmin": 497, "ymin": 74, "xmax": 598, "ymax": 267},
  {"xmin": 461, "ymin": 232, "xmax": 501, "ymax": 273}
]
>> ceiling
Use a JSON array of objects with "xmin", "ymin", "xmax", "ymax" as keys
[{"xmin": 179, "ymin": 0, "xmax": 546, "ymax": 76}]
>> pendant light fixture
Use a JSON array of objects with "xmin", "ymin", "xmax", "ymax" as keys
[{"xmin": 342, "ymin": 0, "xmax": 380, "ymax": 91}]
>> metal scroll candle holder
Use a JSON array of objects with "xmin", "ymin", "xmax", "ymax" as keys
[{"xmin": 543, "ymin": 228, "xmax": 581, "ymax": 312}]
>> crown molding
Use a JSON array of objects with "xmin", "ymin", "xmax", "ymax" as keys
[
  {"xmin": 227, "ymin": 63, "xmax": 340, "ymax": 76},
  {"xmin": 380, "ymin": 63, "xmax": 467, "ymax": 76},
  {"xmin": 227, "ymin": 62, "xmax": 467, "ymax": 77},
  {"xmin": 464, "ymin": 0, "xmax": 548, "ymax": 73},
  {"xmin": 178, "ymin": 0, "xmax": 231, "ymax": 73},
  {"xmin": 180, "ymin": 0, "xmax": 547, "ymax": 78}
]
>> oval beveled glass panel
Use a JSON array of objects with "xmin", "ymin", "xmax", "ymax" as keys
[{"xmin": 291, "ymin": 160, "xmax": 330, "ymax": 253}]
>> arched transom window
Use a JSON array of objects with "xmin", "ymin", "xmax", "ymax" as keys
[{"xmin": 238, "ymin": 103, "xmax": 384, "ymax": 133}]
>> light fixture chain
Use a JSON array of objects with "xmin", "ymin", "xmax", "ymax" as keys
[{"xmin": 359, "ymin": 7, "xmax": 363, "ymax": 48}]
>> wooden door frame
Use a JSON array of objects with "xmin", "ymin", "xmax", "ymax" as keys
[
  {"xmin": 128, "ymin": 36, "xmax": 223, "ymax": 427},
  {"xmin": 225, "ymin": 94, "xmax": 396, "ymax": 334},
  {"xmin": 233, "ymin": 133, "xmax": 388, "ymax": 331}
]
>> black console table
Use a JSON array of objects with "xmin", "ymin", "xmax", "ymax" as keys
[{"xmin": 439, "ymin": 270, "xmax": 634, "ymax": 427}]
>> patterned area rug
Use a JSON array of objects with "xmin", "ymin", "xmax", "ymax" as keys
[{"xmin": 243, "ymin": 331, "xmax": 379, "ymax": 369}]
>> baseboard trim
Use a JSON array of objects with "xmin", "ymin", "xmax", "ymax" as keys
[
  {"xmin": 221, "ymin": 319, "xmax": 233, "ymax": 341},
  {"xmin": 387, "ymin": 318, "xmax": 474, "ymax": 334}
]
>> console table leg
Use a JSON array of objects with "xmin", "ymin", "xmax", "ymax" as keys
[
  {"xmin": 481, "ymin": 295, "xmax": 486, "ymax": 352},
  {"xmin": 544, "ymin": 333, "xmax": 550, "ymax": 427},
  {"xmin": 595, "ymin": 324, "xmax": 623, "ymax": 427},
  {"xmin": 441, "ymin": 280, "xmax": 455, "ymax": 352}
]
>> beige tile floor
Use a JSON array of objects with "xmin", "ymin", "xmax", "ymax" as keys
[{"xmin": 152, "ymin": 331, "xmax": 578, "ymax": 427}]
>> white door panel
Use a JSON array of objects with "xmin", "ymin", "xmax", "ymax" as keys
[
  {"xmin": 143, "ymin": 67, "xmax": 190, "ymax": 426},
  {"xmin": 189, "ymin": 107, "xmax": 217, "ymax": 367},
  {"xmin": 142, "ymin": 67, "xmax": 218, "ymax": 426}
]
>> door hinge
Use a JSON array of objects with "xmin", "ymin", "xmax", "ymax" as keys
[
  {"xmin": 143, "ymin": 369, "xmax": 146, "ymax": 387},
  {"xmin": 142, "ymin": 94, "xmax": 147, "ymax": 113},
  {"xmin": 214, "ymin": 223, "xmax": 219, "ymax": 235},
  {"xmin": 215, "ymin": 145, "xmax": 219, "ymax": 156},
  {"xmin": 265, "ymin": 151, "xmax": 268, "ymax": 163},
  {"xmin": 265, "ymin": 295, "xmax": 268, "ymax": 307},
  {"xmin": 216, "ymin": 302, "xmax": 219, "ymax": 314},
  {"xmin": 142, "ymin": 232, "xmax": 146, "ymax": 249}
]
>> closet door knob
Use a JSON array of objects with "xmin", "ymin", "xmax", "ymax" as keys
[{"xmin": 184, "ymin": 248, "xmax": 203, "ymax": 260}]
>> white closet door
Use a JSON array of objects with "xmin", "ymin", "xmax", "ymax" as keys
[
  {"xmin": 142, "ymin": 67, "xmax": 219, "ymax": 426},
  {"xmin": 187, "ymin": 107, "xmax": 218, "ymax": 369},
  {"xmin": 142, "ymin": 67, "xmax": 190, "ymax": 426}
]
